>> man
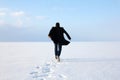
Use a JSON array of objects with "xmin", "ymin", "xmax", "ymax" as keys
[{"xmin": 48, "ymin": 22, "xmax": 71, "ymax": 62}]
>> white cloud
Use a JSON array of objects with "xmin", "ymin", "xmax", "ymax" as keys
[
  {"xmin": 0, "ymin": 8, "xmax": 9, "ymax": 11},
  {"xmin": 25, "ymin": 17, "xmax": 31, "ymax": 21},
  {"xmin": 11, "ymin": 11, "xmax": 25, "ymax": 17},
  {"xmin": 0, "ymin": 8, "xmax": 46, "ymax": 28},
  {"xmin": 0, "ymin": 20, "xmax": 5, "ymax": 26},
  {"xmin": 0, "ymin": 20, "xmax": 7, "ymax": 27},
  {"xmin": 0, "ymin": 8, "xmax": 8, "ymax": 17},
  {"xmin": 15, "ymin": 19, "xmax": 23, "ymax": 27},
  {"xmin": 0, "ymin": 12, "xmax": 6, "ymax": 16}
]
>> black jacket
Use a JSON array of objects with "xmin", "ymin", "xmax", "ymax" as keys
[{"xmin": 48, "ymin": 27, "xmax": 71, "ymax": 44}]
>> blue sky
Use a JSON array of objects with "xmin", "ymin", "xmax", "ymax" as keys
[{"xmin": 0, "ymin": 0, "xmax": 120, "ymax": 41}]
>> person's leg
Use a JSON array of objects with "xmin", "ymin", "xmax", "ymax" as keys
[
  {"xmin": 54, "ymin": 43, "xmax": 62, "ymax": 62},
  {"xmin": 57, "ymin": 44, "xmax": 62, "ymax": 62},
  {"xmin": 54, "ymin": 43, "xmax": 58, "ymax": 57},
  {"xmin": 58, "ymin": 44, "xmax": 62, "ymax": 57}
]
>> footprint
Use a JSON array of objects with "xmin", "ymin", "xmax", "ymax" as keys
[
  {"xmin": 42, "ymin": 63, "xmax": 51, "ymax": 73},
  {"xmin": 46, "ymin": 73, "xmax": 67, "ymax": 80},
  {"xmin": 30, "ymin": 71, "xmax": 38, "ymax": 75},
  {"xmin": 30, "ymin": 60, "xmax": 68, "ymax": 80},
  {"xmin": 58, "ymin": 74, "xmax": 67, "ymax": 80},
  {"xmin": 34, "ymin": 77, "xmax": 46, "ymax": 80},
  {"xmin": 42, "ymin": 66, "xmax": 50, "ymax": 73},
  {"xmin": 33, "ymin": 73, "xmax": 48, "ymax": 78}
]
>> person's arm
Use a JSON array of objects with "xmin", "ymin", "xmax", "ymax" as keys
[
  {"xmin": 62, "ymin": 28, "xmax": 71, "ymax": 40},
  {"xmin": 48, "ymin": 27, "xmax": 54, "ymax": 38}
]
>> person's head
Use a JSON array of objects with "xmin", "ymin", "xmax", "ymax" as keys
[{"xmin": 56, "ymin": 22, "xmax": 60, "ymax": 27}]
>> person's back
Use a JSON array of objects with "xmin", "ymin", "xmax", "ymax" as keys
[
  {"xmin": 50, "ymin": 27, "xmax": 65, "ymax": 43},
  {"xmin": 48, "ymin": 22, "xmax": 71, "ymax": 62}
]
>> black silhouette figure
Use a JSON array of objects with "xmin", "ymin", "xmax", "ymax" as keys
[{"xmin": 48, "ymin": 22, "xmax": 71, "ymax": 62}]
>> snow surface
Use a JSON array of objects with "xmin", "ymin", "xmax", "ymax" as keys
[{"xmin": 0, "ymin": 42, "xmax": 120, "ymax": 80}]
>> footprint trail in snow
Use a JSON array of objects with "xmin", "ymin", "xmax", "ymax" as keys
[{"xmin": 30, "ymin": 59, "xmax": 67, "ymax": 80}]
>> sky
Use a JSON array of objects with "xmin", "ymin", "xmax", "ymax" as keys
[{"xmin": 0, "ymin": 0, "xmax": 120, "ymax": 42}]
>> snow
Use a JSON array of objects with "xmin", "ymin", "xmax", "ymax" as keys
[{"xmin": 0, "ymin": 42, "xmax": 120, "ymax": 80}]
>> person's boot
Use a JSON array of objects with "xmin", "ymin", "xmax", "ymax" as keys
[
  {"xmin": 55, "ymin": 56, "xmax": 57, "ymax": 59},
  {"xmin": 57, "ymin": 56, "xmax": 60, "ymax": 62}
]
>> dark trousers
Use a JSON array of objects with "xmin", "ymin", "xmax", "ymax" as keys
[{"xmin": 54, "ymin": 43, "xmax": 62, "ymax": 57}]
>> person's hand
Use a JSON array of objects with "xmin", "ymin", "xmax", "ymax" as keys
[
  {"xmin": 69, "ymin": 38, "xmax": 71, "ymax": 40},
  {"xmin": 48, "ymin": 35, "xmax": 51, "ymax": 39},
  {"xmin": 48, "ymin": 35, "xmax": 51, "ymax": 38}
]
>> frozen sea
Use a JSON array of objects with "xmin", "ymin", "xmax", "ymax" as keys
[{"xmin": 0, "ymin": 42, "xmax": 120, "ymax": 80}]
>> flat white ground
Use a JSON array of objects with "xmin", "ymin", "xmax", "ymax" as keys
[{"xmin": 0, "ymin": 42, "xmax": 120, "ymax": 80}]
